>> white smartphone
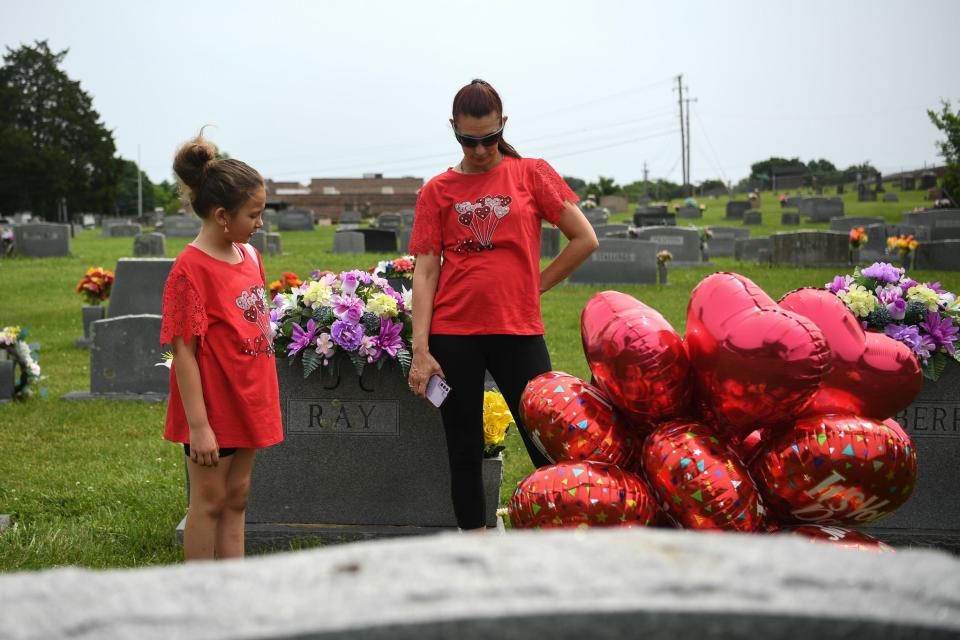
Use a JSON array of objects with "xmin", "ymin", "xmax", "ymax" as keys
[{"xmin": 425, "ymin": 374, "xmax": 451, "ymax": 407}]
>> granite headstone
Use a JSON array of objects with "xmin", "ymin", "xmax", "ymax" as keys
[
  {"xmin": 708, "ymin": 227, "xmax": 751, "ymax": 257},
  {"xmin": 107, "ymin": 258, "xmax": 174, "ymax": 318},
  {"xmin": 770, "ymin": 231, "xmax": 849, "ymax": 267},
  {"xmin": 133, "ymin": 233, "xmax": 166, "ymax": 257},
  {"xmin": 278, "ymin": 209, "xmax": 313, "ymax": 231},
  {"xmin": 567, "ymin": 239, "xmax": 657, "ymax": 284},
  {"xmin": 725, "ymin": 201, "xmax": 751, "ymax": 220},
  {"xmin": 12, "ymin": 223, "xmax": 71, "ymax": 257},
  {"xmin": 161, "ymin": 215, "xmax": 201, "ymax": 237},
  {"xmin": 631, "ymin": 226, "xmax": 701, "ymax": 264},
  {"xmin": 333, "ymin": 231, "xmax": 365, "ymax": 254}
]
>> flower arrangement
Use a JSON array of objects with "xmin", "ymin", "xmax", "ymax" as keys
[
  {"xmin": 269, "ymin": 272, "xmax": 302, "ymax": 298},
  {"xmin": 75, "ymin": 267, "xmax": 114, "ymax": 305},
  {"xmin": 371, "ymin": 255, "xmax": 416, "ymax": 282},
  {"xmin": 656, "ymin": 250, "xmax": 673, "ymax": 266},
  {"xmin": 0, "ymin": 326, "xmax": 43, "ymax": 399},
  {"xmin": 886, "ymin": 234, "xmax": 918, "ymax": 258},
  {"xmin": 779, "ymin": 194, "xmax": 788, "ymax": 205},
  {"xmin": 272, "ymin": 269, "xmax": 414, "ymax": 378},
  {"xmin": 826, "ymin": 262, "xmax": 960, "ymax": 380},
  {"xmin": 848, "ymin": 226, "xmax": 868, "ymax": 251},
  {"xmin": 483, "ymin": 390, "xmax": 514, "ymax": 458}
]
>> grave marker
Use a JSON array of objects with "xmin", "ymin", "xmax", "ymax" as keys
[
  {"xmin": 725, "ymin": 201, "xmax": 751, "ymax": 220},
  {"xmin": 567, "ymin": 239, "xmax": 657, "ymax": 284},
  {"xmin": 770, "ymin": 231, "xmax": 849, "ymax": 267},
  {"xmin": 708, "ymin": 227, "xmax": 751, "ymax": 257},
  {"xmin": 278, "ymin": 209, "xmax": 313, "ymax": 231},
  {"xmin": 107, "ymin": 258, "xmax": 174, "ymax": 318},
  {"xmin": 631, "ymin": 226, "xmax": 701, "ymax": 264},
  {"xmin": 161, "ymin": 215, "xmax": 202, "ymax": 237},
  {"xmin": 133, "ymin": 233, "xmax": 166, "ymax": 257},
  {"xmin": 12, "ymin": 223, "xmax": 71, "ymax": 257},
  {"xmin": 333, "ymin": 231, "xmax": 365, "ymax": 254}
]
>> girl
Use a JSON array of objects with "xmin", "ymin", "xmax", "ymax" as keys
[
  {"xmin": 161, "ymin": 134, "xmax": 283, "ymax": 560},
  {"xmin": 407, "ymin": 79, "xmax": 599, "ymax": 531}
]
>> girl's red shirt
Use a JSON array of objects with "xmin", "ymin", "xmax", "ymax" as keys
[
  {"xmin": 409, "ymin": 156, "xmax": 578, "ymax": 335},
  {"xmin": 160, "ymin": 243, "xmax": 283, "ymax": 448}
]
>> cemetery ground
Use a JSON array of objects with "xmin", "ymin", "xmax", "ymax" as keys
[{"xmin": 1, "ymin": 184, "xmax": 958, "ymax": 571}]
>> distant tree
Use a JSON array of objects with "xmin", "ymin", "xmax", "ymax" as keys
[
  {"xmin": 115, "ymin": 159, "xmax": 155, "ymax": 215},
  {"xmin": 585, "ymin": 176, "xmax": 620, "ymax": 201},
  {"xmin": 841, "ymin": 162, "xmax": 879, "ymax": 185},
  {"xmin": 0, "ymin": 40, "xmax": 120, "ymax": 219},
  {"xmin": 563, "ymin": 175, "xmax": 586, "ymax": 195},
  {"xmin": 154, "ymin": 180, "xmax": 181, "ymax": 214},
  {"xmin": 928, "ymin": 100, "xmax": 960, "ymax": 200},
  {"xmin": 749, "ymin": 157, "xmax": 805, "ymax": 189},
  {"xmin": 697, "ymin": 178, "xmax": 727, "ymax": 194}
]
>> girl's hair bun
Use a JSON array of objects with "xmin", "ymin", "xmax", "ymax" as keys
[{"xmin": 173, "ymin": 134, "xmax": 218, "ymax": 196}]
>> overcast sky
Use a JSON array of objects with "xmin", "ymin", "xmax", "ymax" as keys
[{"xmin": 3, "ymin": 0, "xmax": 959, "ymax": 187}]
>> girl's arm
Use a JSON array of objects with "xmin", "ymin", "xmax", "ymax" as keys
[
  {"xmin": 539, "ymin": 201, "xmax": 599, "ymax": 293},
  {"xmin": 172, "ymin": 335, "xmax": 220, "ymax": 466},
  {"xmin": 408, "ymin": 252, "xmax": 445, "ymax": 399}
]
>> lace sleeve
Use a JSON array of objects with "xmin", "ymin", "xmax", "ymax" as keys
[
  {"xmin": 160, "ymin": 273, "xmax": 208, "ymax": 347},
  {"xmin": 408, "ymin": 185, "xmax": 442, "ymax": 256},
  {"xmin": 533, "ymin": 158, "xmax": 580, "ymax": 225}
]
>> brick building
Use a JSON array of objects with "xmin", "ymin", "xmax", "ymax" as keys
[{"xmin": 264, "ymin": 174, "xmax": 422, "ymax": 220}]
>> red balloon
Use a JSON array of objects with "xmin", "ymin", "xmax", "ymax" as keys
[
  {"xmin": 752, "ymin": 414, "xmax": 917, "ymax": 527},
  {"xmin": 508, "ymin": 460, "xmax": 660, "ymax": 529},
  {"xmin": 581, "ymin": 291, "xmax": 691, "ymax": 429},
  {"xmin": 779, "ymin": 287, "xmax": 922, "ymax": 420},
  {"xmin": 685, "ymin": 272, "xmax": 832, "ymax": 440},
  {"xmin": 641, "ymin": 419, "xmax": 767, "ymax": 531},
  {"xmin": 735, "ymin": 429, "xmax": 769, "ymax": 467},
  {"xmin": 784, "ymin": 525, "xmax": 895, "ymax": 553},
  {"xmin": 519, "ymin": 372, "xmax": 641, "ymax": 469}
]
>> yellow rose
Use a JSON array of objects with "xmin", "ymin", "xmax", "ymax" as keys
[{"xmin": 483, "ymin": 390, "xmax": 514, "ymax": 446}]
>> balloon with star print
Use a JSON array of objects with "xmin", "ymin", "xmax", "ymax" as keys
[
  {"xmin": 783, "ymin": 525, "xmax": 895, "ymax": 552},
  {"xmin": 508, "ymin": 460, "xmax": 660, "ymax": 529},
  {"xmin": 750, "ymin": 414, "xmax": 917, "ymax": 527},
  {"xmin": 519, "ymin": 371, "xmax": 642, "ymax": 469},
  {"xmin": 641, "ymin": 419, "xmax": 767, "ymax": 531}
]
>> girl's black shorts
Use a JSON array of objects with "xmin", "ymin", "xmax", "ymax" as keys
[{"xmin": 183, "ymin": 444, "xmax": 237, "ymax": 458}]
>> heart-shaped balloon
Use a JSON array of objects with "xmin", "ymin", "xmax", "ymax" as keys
[
  {"xmin": 783, "ymin": 525, "xmax": 894, "ymax": 552},
  {"xmin": 778, "ymin": 288, "xmax": 922, "ymax": 420},
  {"xmin": 475, "ymin": 205, "xmax": 490, "ymax": 221},
  {"xmin": 493, "ymin": 205, "xmax": 509, "ymax": 218},
  {"xmin": 519, "ymin": 371, "xmax": 641, "ymax": 469},
  {"xmin": 508, "ymin": 460, "xmax": 660, "ymax": 529},
  {"xmin": 581, "ymin": 291, "xmax": 691, "ymax": 430},
  {"xmin": 751, "ymin": 414, "xmax": 917, "ymax": 527},
  {"xmin": 457, "ymin": 211, "xmax": 473, "ymax": 226},
  {"xmin": 641, "ymin": 419, "xmax": 766, "ymax": 531},
  {"xmin": 686, "ymin": 272, "xmax": 832, "ymax": 439}
]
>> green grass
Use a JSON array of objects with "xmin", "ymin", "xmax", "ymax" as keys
[{"xmin": 1, "ymin": 200, "xmax": 958, "ymax": 571}]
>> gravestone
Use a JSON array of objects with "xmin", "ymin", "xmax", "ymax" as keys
[
  {"xmin": 63, "ymin": 315, "xmax": 168, "ymax": 401},
  {"xmin": 930, "ymin": 216, "xmax": 960, "ymax": 241},
  {"xmin": 913, "ymin": 240, "xmax": 960, "ymax": 271},
  {"xmin": 676, "ymin": 205, "xmax": 701, "ymax": 219},
  {"xmin": 734, "ymin": 237, "xmax": 772, "ymax": 263},
  {"xmin": 836, "ymin": 183, "xmax": 845, "ymax": 194},
  {"xmin": 743, "ymin": 210, "xmax": 762, "ymax": 225},
  {"xmin": 340, "ymin": 211, "xmax": 362, "ymax": 231},
  {"xmin": 133, "ymin": 233, "xmax": 166, "ymax": 257},
  {"xmin": 919, "ymin": 172, "xmax": 938, "ymax": 190},
  {"xmin": 599, "ymin": 195, "xmax": 628, "ymax": 212},
  {"xmin": 278, "ymin": 209, "xmax": 313, "ymax": 231},
  {"xmin": 902, "ymin": 208, "xmax": 960, "ymax": 228},
  {"xmin": 770, "ymin": 231, "xmax": 849, "ymax": 267},
  {"xmin": 107, "ymin": 258, "xmax": 175, "ymax": 318},
  {"xmin": 266, "ymin": 232, "xmax": 283, "ymax": 256},
  {"xmin": 902, "ymin": 176, "xmax": 916, "ymax": 191},
  {"xmin": 316, "ymin": 216, "xmax": 332, "ymax": 227},
  {"xmin": 224, "ymin": 356, "xmax": 503, "ymax": 544},
  {"xmin": 262, "ymin": 209, "xmax": 279, "ymax": 228},
  {"xmin": 356, "ymin": 229, "xmax": 398, "ymax": 253},
  {"xmin": 249, "ymin": 231, "xmax": 277, "ymax": 256},
  {"xmin": 100, "ymin": 218, "xmax": 133, "ymax": 236},
  {"xmin": 798, "ymin": 197, "xmax": 844, "ymax": 222},
  {"xmin": 401, "ymin": 211, "xmax": 415, "ymax": 228},
  {"xmin": 399, "ymin": 229, "xmax": 412, "ymax": 254},
  {"xmin": 591, "ymin": 224, "xmax": 630, "ymax": 238},
  {"xmin": 12, "ymin": 223, "xmax": 71, "ymax": 257},
  {"xmin": 0, "ymin": 360, "xmax": 12, "ymax": 402},
  {"xmin": 859, "ymin": 224, "xmax": 931, "ymax": 264},
  {"xmin": 785, "ymin": 196, "xmax": 802, "ymax": 208},
  {"xmin": 376, "ymin": 213, "xmax": 403, "ymax": 230},
  {"xmin": 829, "ymin": 217, "xmax": 885, "ymax": 232},
  {"xmin": 567, "ymin": 239, "xmax": 657, "ymax": 284},
  {"xmin": 725, "ymin": 201, "xmax": 750, "ymax": 220},
  {"xmin": 333, "ymin": 231, "xmax": 365, "ymax": 254},
  {"xmin": 884, "ymin": 193, "xmax": 899, "ymax": 203},
  {"xmin": 108, "ymin": 223, "xmax": 141, "ymax": 237},
  {"xmin": 631, "ymin": 226, "xmax": 701, "ymax": 265},
  {"xmin": 866, "ymin": 362, "xmax": 960, "ymax": 553},
  {"xmin": 633, "ymin": 207, "xmax": 676, "ymax": 227},
  {"xmin": 708, "ymin": 227, "xmax": 751, "ymax": 257},
  {"xmin": 81, "ymin": 214, "xmax": 96, "ymax": 228},
  {"xmin": 540, "ymin": 226, "xmax": 560, "ymax": 257},
  {"xmin": 162, "ymin": 215, "xmax": 202, "ymax": 237},
  {"xmin": 583, "ymin": 208, "xmax": 609, "ymax": 226},
  {"xmin": 859, "ymin": 190, "xmax": 878, "ymax": 202},
  {"xmin": 781, "ymin": 212, "xmax": 800, "ymax": 225}
]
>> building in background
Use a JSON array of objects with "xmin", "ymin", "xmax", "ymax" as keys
[{"xmin": 264, "ymin": 173, "xmax": 422, "ymax": 220}]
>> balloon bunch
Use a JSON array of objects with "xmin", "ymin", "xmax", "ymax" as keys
[{"xmin": 509, "ymin": 272, "xmax": 921, "ymax": 551}]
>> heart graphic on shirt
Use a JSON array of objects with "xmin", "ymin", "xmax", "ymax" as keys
[
  {"xmin": 497, "ymin": 195, "xmax": 512, "ymax": 206},
  {"xmin": 475, "ymin": 205, "xmax": 491, "ymax": 221},
  {"xmin": 243, "ymin": 307, "xmax": 257, "ymax": 323},
  {"xmin": 493, "ymin": 204, "xmax": 509, "ymax": 218},
  {"xmin": 458, "ymin": 211, "xmax": 473, "ymax": 226}
]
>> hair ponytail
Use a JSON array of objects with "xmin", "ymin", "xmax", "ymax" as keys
[
  {"xmin": 452, "ymin": 79, "xmax": 521, "ymax": 159},
  {"xmin": 173, "ymin": 129, "xmax": 263, "ymax": 218}
]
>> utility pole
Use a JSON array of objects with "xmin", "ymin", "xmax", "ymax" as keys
[
  {"xmin": 643, "ymin": 161, "xmax": 649, "ymax": 198},
  {"xmin": 137, "ymin": 144, "xmax": 143, "ymax": 218},
  {"xmin": 684, "ymin": 97, "xmax": 697, "ymax": 197},
  {"xmin": 676, "ymin": 75, "xmax": 686, "ymax": 190}
]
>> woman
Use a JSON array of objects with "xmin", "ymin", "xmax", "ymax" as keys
[{"xmin": 407, "ymin": 78, "xmax": 598, "ymax": 531}]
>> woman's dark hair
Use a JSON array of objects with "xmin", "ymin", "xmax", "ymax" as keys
[
  {"xmin": 451, "ymin": 79, "xmax": 521, "ymax": 159},
  {"xmin": 173, "ymin": 131, "xmax": 263, "ymax": 218}
]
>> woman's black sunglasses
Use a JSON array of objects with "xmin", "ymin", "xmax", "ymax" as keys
[{"xmin": 454, "ymin": 123, "xmax": 504, "ymax": 148}]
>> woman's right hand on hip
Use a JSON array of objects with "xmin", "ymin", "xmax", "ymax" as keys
[{"xmin": 409, "ymin": 349, "xmax": 445, "ymax": 401}]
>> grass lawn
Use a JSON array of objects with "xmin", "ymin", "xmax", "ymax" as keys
[{"xmin": 1, "ymin": 189, "xmax": 957, "ymax": 571}]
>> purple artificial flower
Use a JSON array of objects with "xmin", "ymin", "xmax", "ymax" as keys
[
  {"xmin": 861, "ymin": 262, "xmax": 903, "ymax": 285},
  {"xmin": 287, "ymin": 318, "xmax": 318, "ymax": 356},
  {"xmin": 330, "ymin": 319, "xmax": 364, "ymax": 351},
  {"xmin": 377, "ymin": 317, "xmax": 404, "ymax": 358},
  {"xmin": 371, "ymin": 275, "xmax": 389, "ymax": 289},
  {"xmin": 927, "ymin": 281, "xmax": 947, "ymax": 294},
  {"xmin": 340, "ymin": 272, "xmax": 359, "ymax": 296},
  {"xmin": 331, "ymin": 293, "xmax": 363, "ymax": 324},
  {"xmin": 899, "ymin": 277, "xmax": 919, "ymax": 291},
  {"xmin": 826, "ymin": 275, "xmax": 854, "ymax": 294},
  {"xmin": 885, "ymin": 324, "xmax": 936, "ymax": 363},
  {"xmin": 876, "ymin": 286, "xmax": 907, "ymax": 320},
  {"xmin": 920, "ymin": 312, "xmax": 958, "ymax": 355},
  {"xmin": 358, "ymin": 335, "xmax": 382, "ymax": 363},
  {"xmin": 352, "ymin": 269, "xmax": 373, "ymax": 285}
]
